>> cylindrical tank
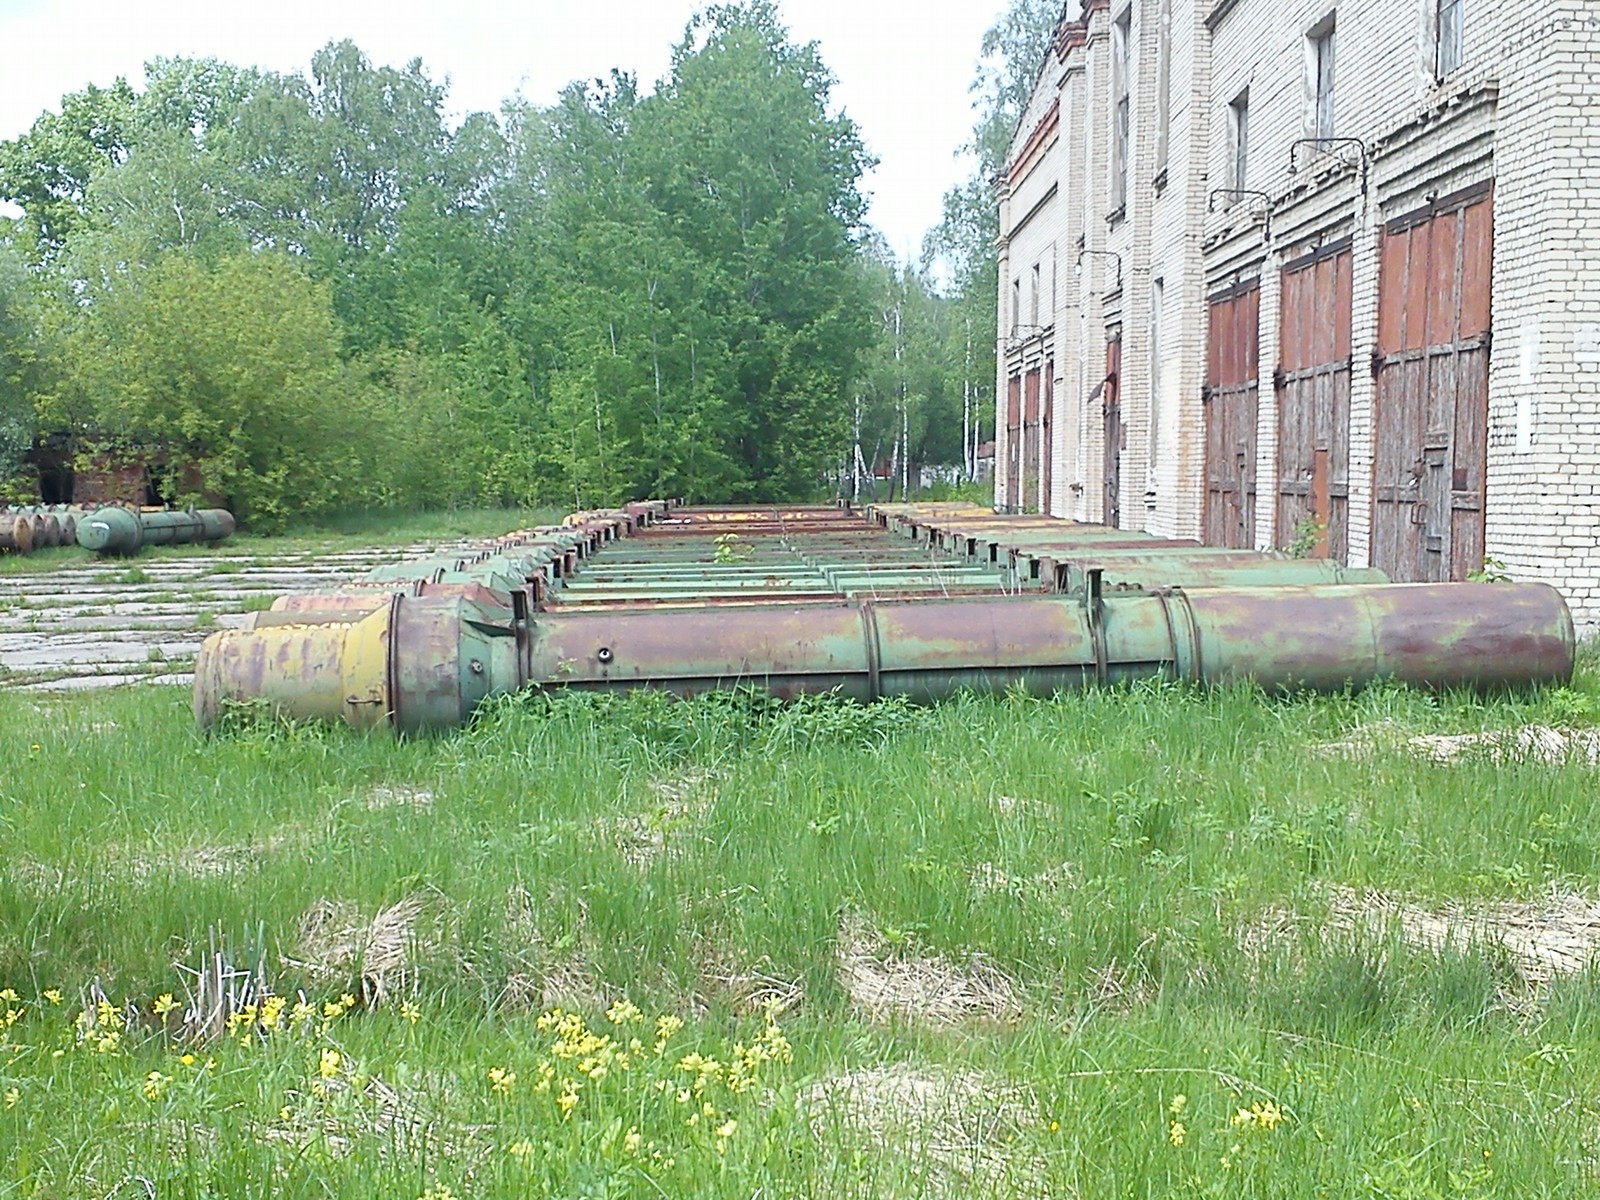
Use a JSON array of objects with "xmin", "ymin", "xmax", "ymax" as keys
[
  {"xmin": 193, "ymin": 582, "xmax": 1576, "ymax": 733},
  {"xmin": 0, "ymin": 515, "xmax": 34, "ymax": 554},
  {"xmin": 76, "ymin": 507, "xmax": 236, "ymax": 555},
  {"xmin": 195, "ymin": 592, "xmax": 517, "ymax": 734}
]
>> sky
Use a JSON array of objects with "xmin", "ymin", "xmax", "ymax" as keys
[{"xmin": 0, "ymin": 0, "xmax": 1009, "ymax": 260}]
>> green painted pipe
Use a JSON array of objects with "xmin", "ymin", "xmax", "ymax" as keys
[
  {"xmin": 76, "ymin": 507, "xmax": 236, "ymax": 555},
  {"xmin": 193, "ymin": 582, "xmax": 1576, "ymax": 733}
]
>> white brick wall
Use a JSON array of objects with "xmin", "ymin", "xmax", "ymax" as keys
[{"xmin": 998, "ymin": 0, "xmax": 1600, "ymax": 632}]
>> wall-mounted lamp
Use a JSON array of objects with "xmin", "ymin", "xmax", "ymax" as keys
[
  {"xmin": 1000, "ymin": 324, "xmax": 1049, "ymax": 352},
  {"xmin": 1207, "ymin": 187, "xmax": 1274, "ymax": 241},
  {"xmin": 1075, "ymin": 248, "xmax": 1123, "ymax": 292},
  {"xmin": 1288, "ymin": 137, "xmax": 1370, "ymax": 194}
]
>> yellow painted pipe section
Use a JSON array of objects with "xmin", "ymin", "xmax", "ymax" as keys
[{"xmin": 193, "ymin": 598, "xmax": 394, "ymax": 730}]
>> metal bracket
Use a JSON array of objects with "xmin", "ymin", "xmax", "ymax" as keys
[
  {"xmin": 1076, "ymin": 248, "xmax": 1123, "ymax": 292},
  {"xmin": 1288, "ymin": 137, "xmax": 1371, "ymax": 195}
]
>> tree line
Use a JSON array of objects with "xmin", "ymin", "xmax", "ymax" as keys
[{"xmin": 0, "ymin": 1, "xmax": 1054, "ymax": 527}]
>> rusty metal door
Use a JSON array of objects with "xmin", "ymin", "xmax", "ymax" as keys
[
  {"xmin": 1374, "ymin": 182, "xmax": 1492, "ymax": 581},
  {"xmin": 1004, "ymin": 373, "xmax": 1022, "ymax": 511},
  {"xmin": 1040, "ymin": 361, "xmax": 1054, "ymax": 514},
  {"xmin": 1103, "ymin": 338, "xmax": 1124, "ymax": 527},
  {"xmin": 1276, "ymin": 241, "xmax": 1352, "ymax": 560},
  {"xmin": 1023, "ymin": 368, "xmax": 1041, "ymax": 512},
  {"xmin": 1204, "ymin": 281, "xmax": 1260, "ymax": 548}
]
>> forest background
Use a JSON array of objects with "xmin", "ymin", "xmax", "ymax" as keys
[{"xmin": 0, "ymin": 1, "xmax": 1057, "ymax": 528}]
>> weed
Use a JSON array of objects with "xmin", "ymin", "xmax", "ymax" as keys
[{"xmin": 1284, "ymin": 511, "xmax": 1327, "ymax": 559}]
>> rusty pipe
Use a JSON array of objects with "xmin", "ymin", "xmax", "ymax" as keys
[{"xmin": 193, "ymin": 582, "xmax": 1576, "ymax": 733}]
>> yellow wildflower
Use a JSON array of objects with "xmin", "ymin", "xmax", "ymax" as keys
[
  {"xmin": 260, "ymin": 996, "xmax": 286, "ymax": 1029},
  {"xmin": 142, "ymin": 1071, "xmax": 170, "ymax": 1101},
  {"xmin": 1230, "ymin": 1100, "xmax": 1287, "ymax": 1131},
  {"xmin": 0, "ymin": 989, "xmax": 17, "ymax": 1004},
  {"xmin": 180, "ymin": 1053, "xmax": 196, "ymax": 1067},
  {"xmin": 607, "ymin": 998, "xmax": 644, "ymax": 1025},
  {"xmin": 1168, "ymin": 1121, "xmax": 1186, "ymax": 1147},
  {"xmin": 3, "ymin": 1087, "xmax": 17, "ymax": 1109},
  {"xmin": 623, "ymin": 1128, "xmax": 642, "ymax": 1155},
  {"xmin": 556, "ymin": 1089, "xmax": 579, "ymax": 1118},
  {"xmin": 339, "ymin": 993, "xmax": 357, "ymax": 1011},
  {"xmin": 290, "ymin": 1000, "xmax": 316, "ymax": 1027},
  {"xmin": 43, "ymin": 990, "xmax": 61, "ymax": 1006},
  {"xmin": 488, "ymin": 1067, "xmax": 516, "ymax": 1095},
  {"xmin": 654, "ymin": 1014, "xmax": 684, "ymax": 1047},
  {"xmin": 714, "ymin": 1118, "xmax": 737, "ymax": 1139},
  {"xmin": 1169, "ymin": 1093, "xmax": 1188, "ymax": 1116},
  {"xmin": 318, "ymin": 1048, "xmax": 342, "ymax": 1079},
  {"xmin": 152, "ymin": 994, "xmax": 178, "ymax": 1017},
  {"xmin": 400, "ymin": 1001, "xmax": 422, "ymax": 1025}
]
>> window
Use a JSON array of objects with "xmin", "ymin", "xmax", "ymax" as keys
[
  {"xmin": 1229, "ymin": 89, "xmax": 1250, "ymax": 193},
  {"xmin": 1309, "ymin": 16, "xmax": 1336, "ymax": 139},
  {"xmin": 1436, "ymin": 0, "xmax": 1464, "ymax": 77},
  {"xmin": 1011, "ymin": 278, "xmax": 1022, "ymax": 333},
  {"xmin": 1149, "ymin": 277, "xmax": 1164, "ymax": 482},
  {"xmin": 1111, "ymin": 10, "xmax": 1132, "ymax": 213},
  {"xmin": 1030, "ymin": 262, "xmax": 1041, "ymax": 325},
  {"xmin": 1154, "ymin": 0, "xmax": 1172, "ymax": 179}
]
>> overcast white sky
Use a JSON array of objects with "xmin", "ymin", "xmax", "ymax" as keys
[{"xmin": 0, "ymin": 0, "xmax": 1008, "ymax": 259}]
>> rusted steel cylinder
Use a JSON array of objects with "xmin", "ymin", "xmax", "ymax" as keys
[
  {"xmin": 31, "ymin": 514, "xmax": 61, "ymax": 548},
  {"xmin": 193, "ymin": 582, "xmax": 1574, "ymax": 732},
  {"xmin": 0, "ymin": 515, "xmax": 34, "ymax": 554},
  {"xmin": 195, "ymin": 593, "xmax": 516, "ymax": 734},
  {"xmin": 76, "ymin": 507, "xmax": 236, "ymax": 555}
]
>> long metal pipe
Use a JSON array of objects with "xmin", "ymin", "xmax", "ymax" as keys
[
  {"xmin": 76, "ymin": 507, "xmax": 236, "ymax": 555},
  {"xmin": 194, "ymin": 581, "xmax": 1576, "ymax": 734}
]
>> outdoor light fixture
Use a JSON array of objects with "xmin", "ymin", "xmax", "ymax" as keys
[
  {"xmin": 1075, "ymin": 248, "xmax": 1123, "ymax": 291},
  {"xmin": 1207, "ymin": 188, "xmax": 1273, "ymax": 240},
  {"xmin": 1287, "ymin": 137, "xmax": 1370, "ymax": 194},
  {"xmin": 1001, "ymin": 324, "xmax": 1050, "ymax": 351}
]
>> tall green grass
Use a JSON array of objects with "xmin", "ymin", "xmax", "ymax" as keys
[{"xmin": 1, "ymin": 665, "xmax": 1598, "ymax": 1196}]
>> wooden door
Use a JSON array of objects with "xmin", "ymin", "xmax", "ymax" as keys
[
  {"xmin": 1276, "ymin": 241, "xmax": 1353, "ymax": 560},
  {"xmin": 1103, "ymin": 338, "xmax": 1124, "ymax": 527},
  {"xmin": 1040, "ymin": 362, "xmax": 1054, "ymax": 515},
  {"xmin": 1023, "ymin": 368, "xmax": 1041, "ymax": 512},
  {"xmin": 1204, "ymin": 281, "xmax": 1260, "ymax": 548},
  {"xmin": 1004, "ymin": 373, "xmax": 1022, "ymax": 511},
  {"xmin": 1373, "ymin": 182, "xmax": 1492, "ymax": 581}
]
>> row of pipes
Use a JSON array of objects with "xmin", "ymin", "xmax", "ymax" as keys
[
  {"xmin": 1, "ymin": 505, "xmax": 236, "ymax": 555},
  {"xmin": 193, "ymin": 500, "xmax": 1577, "ymax": 733}
]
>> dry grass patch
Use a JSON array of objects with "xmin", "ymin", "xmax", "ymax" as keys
[
  {"xmin": 611, "ymin": 767, "xmax": 719, "ymax": 868},
  {"xmin": 364, "ymin": 784, "xmax": 435, "ymax": 812},
  {"xmin": 1246, "ymin": 885, "xmax": 1600, "ymax": 985},
  {"xmin": 837, "ymin": 912, "xmax": 1023, "ymax": 1025},
  {"xmin": 292, "ymin": 890, "xmax": 449, "ymax": 1004},
  {"xmin": 496, "ymin": 885, "xmax": 605, "ymax": 1012},
  {"xmin": 1317, "ymin": 723, "xmax": 1600, "ymax": 766},
  {"xmin": 800, "ymin": 1064, "xmax": 1046, "ymax": 1198}
]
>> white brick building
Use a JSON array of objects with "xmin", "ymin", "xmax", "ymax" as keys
[{"xmin": 996, "ymin": 0, "xmax": 1600, "ymax": 632}]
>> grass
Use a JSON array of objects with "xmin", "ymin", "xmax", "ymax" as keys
[{"xmin": 1, "ymin": 658, "xmax": 1599, "ymax": 1196}]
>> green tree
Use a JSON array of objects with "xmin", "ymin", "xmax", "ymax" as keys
[
  {"xmin": 0, "ymin": 244, "xmax": 50, "ymax": 481},
  {"xmin": 0, "ymin": 79, "xmax": 139, "ymax": 264},
  {"xmin": 57, "ymin": 251, "xmax": 390, "ymax": 527},
  {"xmin": 637, "ymin": 1, "xmax": 875, "ymax": 500}
]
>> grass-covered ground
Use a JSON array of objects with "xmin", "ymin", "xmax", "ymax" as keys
[{"xmin": 2, "ymin": 655, "xmax": 1599, "ymax": 1197}]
